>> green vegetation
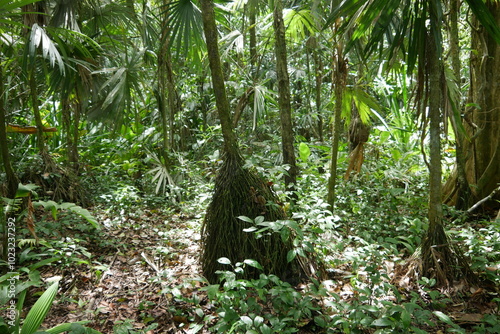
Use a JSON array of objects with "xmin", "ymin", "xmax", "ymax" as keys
[{"xmin": 1, "ymin": 0, "xmax": 499, "ymax": 333}]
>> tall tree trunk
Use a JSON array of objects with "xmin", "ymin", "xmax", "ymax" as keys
[
  {"xmin": 327, "ymin": 46, "xmax": 347, "ymax": 210},
  {"xmin": 443, "ymin": 0, "xmax": 472, "ymax": 209},
  {"xmin": 420, "ymin": 20, "xmax": 476, "ymax": 287},
  {"xmin": 248, "ymin": 0, "xmax": 257, "ymax": 73},
  {"xmin": 426, "ymin": 31, "xmax": 444, "ymax": 233},
  {"xmin": 311, "ymin": 43, "xmax": 324, "ymax": 141},
  {"xmin": 273, "ymin": 0, "xmax": 297, "ymax": 193},
  {"xmin": 0, "ymin": 71, "xmax": 20, "ymax": 199},
  {"xmin": 71, "ymin": 92, "xmax": 81, "ymax": 169},
  {"xmin": 200, "ymin": 0, "xmax": 238, "ymax": 156},
  {"xmin": 159, "ymin": 2, "xmax": 171, "ymax": 156}
]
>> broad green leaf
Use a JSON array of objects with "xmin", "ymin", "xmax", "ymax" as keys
[
  {"xmin": 286, "ymin": 249, "xmax": 296, "ymax": 262},
  {"xmin": 243, "ymin": 259, "xmax": 263, "ymax": 270},
  {"xmin": 255, "ymin": 216, "xmax": 265, "ymax": 225},
  {"xmin": 238, "ymin": 216, "xmax": 254, "ymax": 223},
  {"xmin": 401, "ymin": 309, "xmax": 411, "ymax": 328},
  {"xmin": 217, "ymin": 257, "xmax": 231, "ymax": 265},
  {"xmin": 16, "ymin": 184, "xmax": 38, "ymax": 198},
  {"xmin": 371, "ymin": 317, "xmax": 393, "ymax": 327},
  {"xmin": 240, "ymin": 315, "xmax": 253, "ymax": 326},
  {"xmin": 45, "ymin": 321, "xmax": 94, "ymax": 334},
  {"xmin": 21, "ymin": 282, "xmax": 59, "ymax": 334},
  {"xmin": 433, "ymin": 311, "xmax": 457, "ymax": 327}
]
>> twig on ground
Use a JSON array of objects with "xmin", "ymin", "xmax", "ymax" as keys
[{"xmin": 452, "ymin": 185, "xmax": 500, "ymax": 224}]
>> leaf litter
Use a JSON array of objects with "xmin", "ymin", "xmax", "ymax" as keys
[{"xmin": 23, "ymin": 206, "xmax": 500, "ymax": 333}]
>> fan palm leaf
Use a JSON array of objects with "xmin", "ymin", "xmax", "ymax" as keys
[{"xmin": 162, "ymin": 0, "xmax": 204, "ymax": 57}]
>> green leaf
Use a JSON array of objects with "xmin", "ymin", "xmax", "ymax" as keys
[
  {"xmin": 240, "ymin": 315, "xmax": 253, "ymax": 326},
  {"xmin": 255, "ymin": 216, "xmax": 265, "ymax": 225},
  {"xmin": 217, "ymin": 257, "xmax": 231, "ymax": 265},
  {"xmin": 201, "ymin": 284, "xmax": 220, "ymax": 300},
  {"xmin": 298, "ymin": 142, "xmax": 311, "ymax": 163},
  {"xmin": 243, "ymin": 259, "xmax": 263, "ymax": 270},
  {"xmin": 401, "ymin": 309, "xmax": 411, "ymax": 328},
  {"xmin": 45, "ymin": 322, "xmax": 94, "ymax": 334},
  {"xmin": 371, "ymin": 317, "xmax": 393, "ymax": 327},
  {"xmin": 21, "ymin": 282, "xmax": 59, "ymax": 334},
  {"xmin": 238, "ymin": 216, "xmax": 254, "ymax": 223},
  {"xmin": 16, "ymin": 184, "xmax": 38, "ymax": 198},
  {"xmin": 433, "ymin": 311, "xmax": 457, "ymax": 327},
  {"xmin": 286, "ymin": 249, "xmax": 296, "ymax": 263}
]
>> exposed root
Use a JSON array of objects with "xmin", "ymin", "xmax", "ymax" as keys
[
  {"xmin": 201, "ymin": 151, "xmax": 322, "ymax": 283},
  {"xmin": 393, "ymin": 224, "xmax": 478, "ymax": 293}
]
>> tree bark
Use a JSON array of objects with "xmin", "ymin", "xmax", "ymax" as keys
[
  {"xmin": 427, "ymin": 30, "xmax": 444, "ymax": 231},
  {"xmin": 0, "ymin": 71, "xmax": 20, "ymax": 198},
  {"xmin": 443, "ymin": 0, "xmax": 472, "ymax": 209},
  {"xmin": 200, "ymin": 0, "xmax": 239, "ymax": 157},
  {"xmin": 327, "ymin": 47, "xmax": 347, "ymax": 210},
  {"xmin": 248, "ymin": 0, "xmax": 257, "ymax": 73},
  {"xmin": 158, "ymin": 0, "xmax": 173, "ymax": 156},
  {"xmin": 273, "ymin": 0, "xmax": 297, "ymax": 193}
]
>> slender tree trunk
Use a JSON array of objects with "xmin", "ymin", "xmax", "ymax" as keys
[
  {"xmin": 71, "ymin": 92, "xmax": 81, "ymax": 168},
  {"xmin": 327, "ymin": 46, "xmax": 347, "ymax": 210},
  {"xmin": 426, "ymin": 32, "xmax": 444, "ymax": 231},
  {"xmin": 248, "ymin": 0, "xmax": 257, "ymax": 74},
  {"xmin": 0, "ymin": 72, "xmax": 20, "ymax": 198},
  {"xmin": 443, "ymin": 0, "xmax": 471, "ymax": 209},
  {"xmin": 199, "ymin": 0, "xmax": 319, "ymax": 284},
  {"xmin": 273, "ymin": 0, "xmax": 297, "ymax": 193},
  {"xmin": 312, "ymin": 44, "xmax": 324, "ymax": 141},
  {"xmin": 30, "ymin": 71, "xmax": 46, "ymax": 156},
  {"xmin": 158, "ymin": 6, "xmax": 171, "ymax": 156},
  {"xmin": 61, "ymin": 99, "xmax": 73, "ymax": 163},
  {"xmin": 200, "ymin": 0, "xmax": 239, "ymax": 157}
]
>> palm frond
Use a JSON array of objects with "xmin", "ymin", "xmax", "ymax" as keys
[
  {"xmin": 252, "ymin": 83, "xmax": 276, "ymax": 131},
  {"xmin": 284, "ymin": 8, "xmax": 318, "ymax": 42},
  {"xmin": 50, "ymin": 0, "xmax": 80, "ymax": 31},
  {"xmin": 220, "ymin": 29, "xmax": 244, "ymax": 56},
  {"xmin": 26, "ymin": 23, "xmax": 65, "ymax": 74},
  {"xmin": 163, "ymin": 0, "xmax": 204, "ymax": 57}
]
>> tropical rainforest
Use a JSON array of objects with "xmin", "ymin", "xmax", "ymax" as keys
[{"xmin": 1, "ymin": 0, "xmax": 500, "ymax": 333}]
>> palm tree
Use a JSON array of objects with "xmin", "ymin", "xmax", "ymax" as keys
[
  {"xmin": 272, "ymin": 0, "xmax": 298, "ymax": 196},
  {"xmin": 198, "ymin": 0, "xmax": 318, "ymax": 283}
]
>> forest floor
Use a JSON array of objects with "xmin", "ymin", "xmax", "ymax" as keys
[{"xmin": 25, "ymin": 204, "xmax": 500, "ymax": 333}]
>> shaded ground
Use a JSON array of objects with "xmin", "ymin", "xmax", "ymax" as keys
[
  {"xmin": 38, "ymin": 209, "xmax": 204, "ymax": 333},
  {"xmin": 22, "ymin": 206, "xmax": 500, "ymax": 333}
]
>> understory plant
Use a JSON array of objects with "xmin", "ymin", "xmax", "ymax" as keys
[{"xmin": 0, "ymin": 280, "xmax": 101, "ymax": 334}]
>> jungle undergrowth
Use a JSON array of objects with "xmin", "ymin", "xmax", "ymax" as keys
[{"xmin": 3, "ymin": 136, "xmax": 499, "ymax": 333}]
